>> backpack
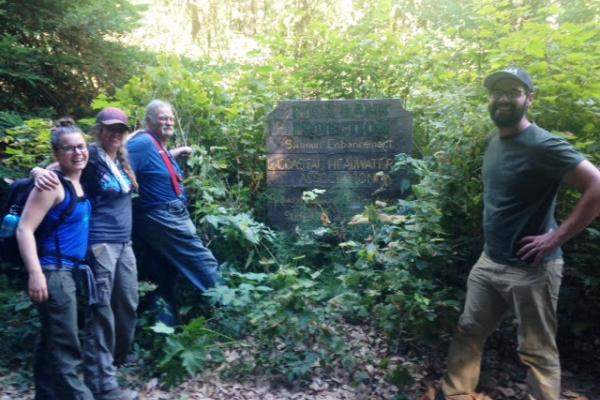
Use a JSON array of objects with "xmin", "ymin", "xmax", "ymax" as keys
[{"xmin": 0, "ymin": 174, "xmax": 78, "ymax": 266}]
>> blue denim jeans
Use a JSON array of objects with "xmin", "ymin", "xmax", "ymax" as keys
[{"xmin": 132, "ymin": 199, "xmax": 220, "ymax": 323}]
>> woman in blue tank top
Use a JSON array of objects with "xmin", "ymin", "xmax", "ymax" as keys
[
  {"xmin": 32, "ymin": 108, "xmax": 139, "ymax": 400},
  {"xmin": 17, "ymin": 126, "xmax": 95, "ymax": 400},
  {"xmin": 36, "ymin": 184, "xmax": 90, "ymax": 267}
]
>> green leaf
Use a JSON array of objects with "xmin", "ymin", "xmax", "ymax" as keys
[
  {"xmin": 181, "ymin": 349, "xmax": 206, "ymax": 375},
  {"xmin": 386, "ymin": 366, "xmax": 414, "ymax": 389},
  {"xmin": 150, "ymin": 322, "xmax": 176, "ymax": 335}
]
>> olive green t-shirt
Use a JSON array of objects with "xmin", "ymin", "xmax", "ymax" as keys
[{"xmin": 482, "ymin": 123, "xmax": 585, "ymax": 265}]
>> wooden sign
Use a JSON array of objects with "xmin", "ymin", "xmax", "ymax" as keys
[{"xmin": 267, "ymin": 100, "xmax": 412, "ymax": 229}]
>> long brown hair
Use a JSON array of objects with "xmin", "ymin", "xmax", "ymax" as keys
[{"xmin": 90, "ymin": 123, "xmax": 139, "ymax": 191}]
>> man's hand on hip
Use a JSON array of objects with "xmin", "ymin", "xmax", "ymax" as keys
[{"xmin": 518, "ymin": 231, "xmax": 561, "ymax": 265}]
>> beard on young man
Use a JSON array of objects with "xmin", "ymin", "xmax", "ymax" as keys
[{"xmin": 488, "ymin": 99, "xmax": 528, "ymax": 128}]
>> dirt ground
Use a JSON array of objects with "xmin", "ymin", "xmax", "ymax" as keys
[
  {"xmin": 1, "ymin": 365, "xmax": 597, "ymax": 400},
  {"xmin": 1, "ymin": 325, "xmax": 598, "ymax": 400}
]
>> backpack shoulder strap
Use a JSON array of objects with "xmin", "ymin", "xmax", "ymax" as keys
[
  {"xmin": 42, "ymin": 173, "xmax": 83, "ymax": 268},
  {"xmin": 55, "ymin": 173, "xmax": 79, "ymax": 223}
]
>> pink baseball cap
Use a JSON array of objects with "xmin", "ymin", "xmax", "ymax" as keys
[{"xmin": 96, "ymin": 107, "xmax": 129, "ymax": 127}]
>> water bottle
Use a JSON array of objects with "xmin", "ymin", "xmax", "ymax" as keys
[{"xmin": 0, "ymin": 207, "xmax": 20, "ymax": 238}]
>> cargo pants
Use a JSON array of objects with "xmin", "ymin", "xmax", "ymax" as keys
[
  {"xmin": 82, "ymin": 242, "xmax": 138, "ymax": 394},
  {"xmin": 441, "ymin": 252, "xmax": 563, "ymax": 400},
  {"xmin": 34, "ymin": 270, "xmax": 94, "ymax": 400}
]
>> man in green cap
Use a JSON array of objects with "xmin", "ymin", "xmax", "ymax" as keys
[{"xmin": 438, "ymin": 67, "xmax": 600, "ymax": 400}]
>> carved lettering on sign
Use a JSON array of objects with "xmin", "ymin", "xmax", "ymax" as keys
[{"xmin": 266, "ymin": 100, "xmax": 413, "ymax": 229}]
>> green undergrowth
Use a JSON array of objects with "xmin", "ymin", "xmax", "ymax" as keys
[
  {"xmin": 0, "ymin": 270, "xmax": 38, "ymax": 379},
  {"xmin": 128, "ymin": 146, "xmax": 476, "ymax": 388}
]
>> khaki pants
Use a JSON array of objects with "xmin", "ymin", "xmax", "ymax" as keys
[{"xmin": 442, "ymin": 252, "xmax": 563, "ymax": 400}]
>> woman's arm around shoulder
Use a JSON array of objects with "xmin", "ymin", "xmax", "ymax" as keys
[{"xmin": 31, "ymin": 162, "xmax": 60, "ymax": 191}]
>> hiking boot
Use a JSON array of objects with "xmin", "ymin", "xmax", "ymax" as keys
[{"xmin": 95, "ymin": 387, "xmax": 139, "ymax": 400}]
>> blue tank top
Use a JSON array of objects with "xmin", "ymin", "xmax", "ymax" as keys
[{"xmin": 38, "ymin": 186, "xmax": 91, "ymax": 268}]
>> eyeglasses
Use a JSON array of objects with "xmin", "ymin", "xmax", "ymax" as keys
[
  {"xmin": 157, "ymin": 116, "xmax": 175, "ymax": 122},
  {"xmin": 105, "ymin": 125, "xmax": 128, "ymax": 134},
  {"xmin": 489, "ymin": 89, "xmax": 527, "ymax": 99},
  {"xmin": 60, "ymin": 144, "xmax": 88, "ymax": 154}
]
